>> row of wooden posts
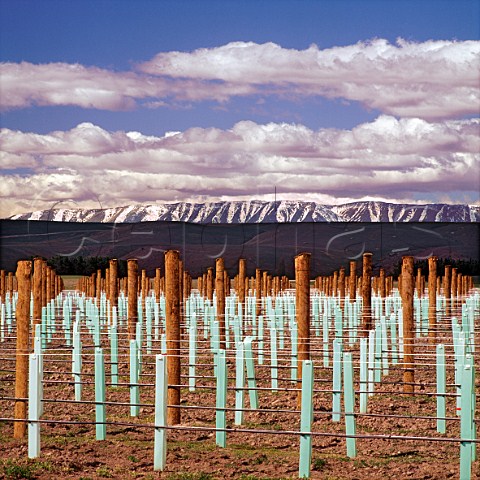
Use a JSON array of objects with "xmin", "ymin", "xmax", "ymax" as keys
[
  {"xmin": 7, "ymin": 252, "xmax": 475, "ymax": 437},
  {"xmin": 74, "ymin": 256, "xmax": 473, "ymax": 314},
  {"xmin": 5, "ymin": 258, "xmax": 64, "ymax": 440},
  {"xmin": 0, "ymin": 264, "xmax": 63, "ymax": 305}
]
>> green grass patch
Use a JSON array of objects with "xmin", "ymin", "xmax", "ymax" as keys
[
  {"xmin": 228, "ymin": 442, "xmax": 296, "ymax": 461},
  {"xmin": 243, "ymin": 421, "xmax": 284, "ymax": 431},
  {"xmin": 3, "ymin": 460, "xmax": 37, "ymax": 480},
  {"xmin": 312, "ymin": 457, "xmax": 327, "ymax": 470},
  {"xmin": 166, "ymin": 473, "xmax": 213, "ymax": 480},
  {"xmin": 169, "ymin": 440, "xmax": 217, "ymax": 453},
  {"xmin": 96, "ymin": 466, "xmax": 113, "ymax": 478},
  {"xmin": 238, "ymin": 476, "xmax": 293, "ymax": 480},
  {"xmin": 1, "ymin": 459, "xmax": 53, "ymax": 480}
]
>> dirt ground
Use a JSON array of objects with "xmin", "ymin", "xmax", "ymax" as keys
[{"xmin": 1, "ymin": 300, "xmax": 479, "ymax": 480}]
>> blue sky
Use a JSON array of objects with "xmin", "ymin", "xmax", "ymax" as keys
[{"xmin": 1, "ymin": 0, "xmax": 479, "ymax": 216}]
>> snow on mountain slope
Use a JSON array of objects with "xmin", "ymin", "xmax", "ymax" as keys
[
  {"xmin": 7, "ymin": 201, "xmax": 480, "ymax": 223},
  {"xmin": 330, "ymin": 201, "xmax": 480, "ymax": 223}
]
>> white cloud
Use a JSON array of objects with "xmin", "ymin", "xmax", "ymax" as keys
[
  {"xmin": 1, "ymin": 39, "xmax": 478, "ymax": 119},
  {"xmin": 1, "ymin": 116, "xmax": 478, "ymax": 217},
  {"xmin": 0, "ymin": 63, "xmax": 149, "ymax": 110},
  {"xmin": 139, "ymin": 39, "xmax": 480, "ymax": 119},
  {"xmin": 0, "ymin": 61, "xmax": 256, "ymax": 111},
  {"xmin": 0, "ymin": 151, "xmax": 37, "ymax": 169}
]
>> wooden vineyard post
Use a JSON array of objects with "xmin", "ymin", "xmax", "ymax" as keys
[
  {"xmin": 201, "ymin": 273, "xmax": 206, "ymax": 297},
  {"xmin": 141, "ymin": 269, "xmax": 147, "ymax": 318},
  {"xmin": 105, "ymin": 267, "xmax": 110, "ymax": 301},
  {"xmin": 416, "ymin": 268, "xmax": 422, "ymax": 297},
  {"xmin": 0, "ymin": 269, "xmax": 5, "ymax": 302},
  {"xmin": 135, "ymin": 272, "xmax": 140, "ymax": 294},
  {"xmin": 40, "ymin": 266, "xmax": 47, "ymax": 308},
  {"xmin": 49, "ymin": 267, "xmax": 55, "ymax": 300},
  {"xmin": 444, "ymin": 265, "xmax": 452, "ymax": 318},
  {"xmin": 178, "ymin": 261, "xmax": 184, "ymax": 323},
  {"xmin": 44, "ymin": 265, "xmax": 51, "ymax": 304},
  {"xmin": 224, "ymin": 270, "xmax": 229, "ymax": 300},
  {"xmin": 96, "ymin": 269, "xmax": 102, "ymax": 300},
  {"xmin": 207, "ymin": 267, "xmax": 214, "ymax": 302},
  {"xmin": 361, "ymin": 253, "xmax": 373, "ymax": 336},
  {"xmin": 273, "ymin": 276, "xmax": 280, "ymax": 297},
  {"xmin": 56, "ymin": 273, "xmax": 62, "ymax": 297},
  {"xmin": 379, "ymin": 267, "xmax": 386, "ymax": 316},
  {"xmin": 238, "ymin": 258, "xmax": 246, "ymax": 307},
  {"xmin": 428, "ymin": 257, "xmax": 437, "ymax": 344},
  {"xmin": 402, "ymin": 256, "xmax": 415, "ymax": 394},
  {"xmin": 215, "ymin": 258, "xmax": 226, "ymax": 350},
  {"xmin": 127, "ymin": 259, "xmax": 138, "ymax": 340},
  {"xmin": 141, "ymin": 269, "xmax": 146, "ymax": 296},
  {"xmin": 255, "ymin": 268, "xmax": 262, "ymax": 317},
  {"xmin": 109, "ymin": 259, "xmax": 118, "ymax": 317},
  {"xmin": 47, "ymin": 267, "xmax": 52, "ymax": 300},
  {"xmin": 165, "ymin": 250, "xmax": 181, "ymax": 425},
  {"xmin": 183, "ymin": 271, "xmax": 191, "ymax": 301},
  {"xmin": 338, "ymin": 267, "xmax": 346, "ymax": 310},
  {"xmin": 332, "ymin": 270, "xmax": 338, "ymax": 297},
  {"xmin": 349, "ymin": 260, "xmax": 357, "ymax": 302},
  {"xmin": 14, "ymin": 260, "xmax": 32, "ymax": 439},
  {"xmin": 262, "ymin": 271, "xmax": 268, "ymax": 297},
  {"xmin": 45, "ymin": 266, "xmax": 50, "ymax": 302},
  {"xmin": 295, "ymin": 253, "xmax": 311, "ymax": 407},
  {"xmin": 379, "ymin": 268, "xmax": 386, "ymax": 299},
  {"xmin": 89, "ymin": 272, "xmax": 95, "ymax": 298},
  {"xmin": 32, "ymin": 258, "xmax": 43, "ymax": 342},
  {"xmin": 451, "ymin": 268, "xmax": 458, "ymax": 312},
  {"xmin": 155, "ymin": 268, "xmax": 161, "ymax": 300}
]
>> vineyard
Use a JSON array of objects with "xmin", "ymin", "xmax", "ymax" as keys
[{"xmin": 0, "ymin": 253, "xmax": 478, "ymax": 479}]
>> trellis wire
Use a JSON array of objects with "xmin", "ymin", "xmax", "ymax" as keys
[{"xmin": 1, "ymin": 282, "xmax": 478, "ymax": 478}]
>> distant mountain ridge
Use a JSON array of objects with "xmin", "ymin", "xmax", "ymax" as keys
[{"xmin": 8, "ymin": 200, "xmax": 480, "ymax": 223}]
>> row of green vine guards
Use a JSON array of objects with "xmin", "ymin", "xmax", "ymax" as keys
[{"xmin": 1, "ymin": 288, "xmax": 478, "ymax": 478}]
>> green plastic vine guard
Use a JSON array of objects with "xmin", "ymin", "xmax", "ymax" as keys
[
  {"xmin": 95, "ymin": 347, "xmax": 106, "ymax": 440},
  {"xmin": 299, "ymin": 360, "xmax": 314, "ymax": 479},
  {"xmin": 154, "ymin": 354, "xmax": 167, "ymax": 471}
]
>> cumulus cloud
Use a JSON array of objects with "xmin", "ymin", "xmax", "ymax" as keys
[
  {"xmin": 1, "ymin": 116, "xmax": 479, "ymax": 217},
  {"xmin": 0, "ymin": 63, "xmax": 147, "ymax": 110},
  {"xmin": 0, "ymin": 60, "xmax": 261, "ymax": 112},
  {"xmin": 140, "ymin": 38, "xmax": 480, "ymax": 119},
  {"xmin": 1, "ymin": 39, "xmax": 478, "ymax": 118}
]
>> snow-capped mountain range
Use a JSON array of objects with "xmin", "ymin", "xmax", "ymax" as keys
[{"xmin": 8, "ymin": 200, "xmax": 480, "ymax": 223}]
